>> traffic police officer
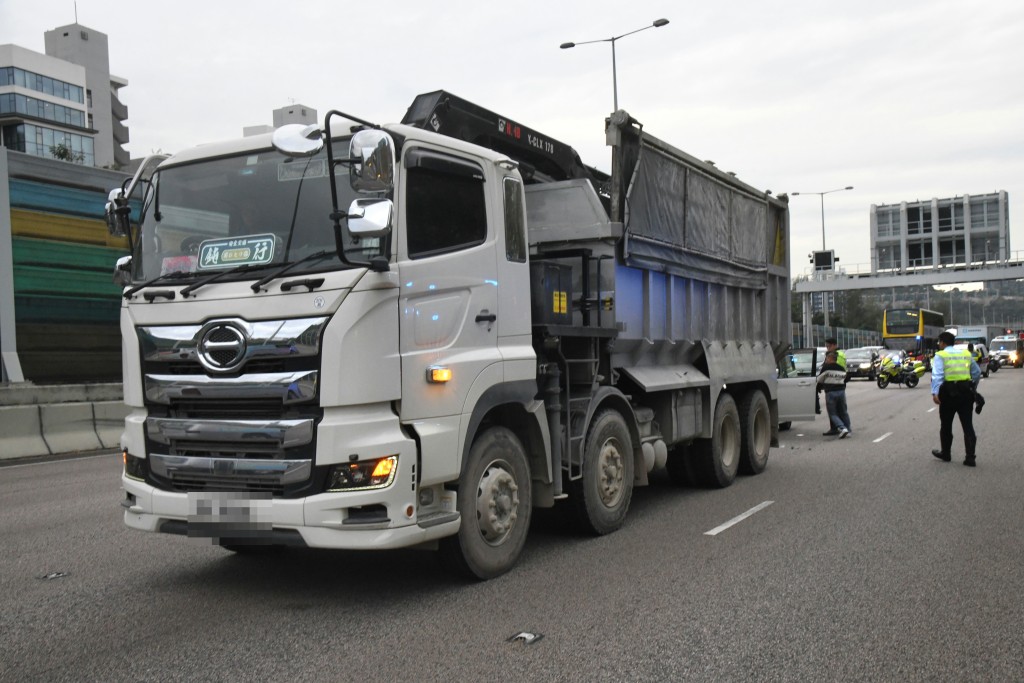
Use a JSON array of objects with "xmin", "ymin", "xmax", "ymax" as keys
[
  {"xmin": 824, "ymin": 338, "xmax": 846, "ymax": 371},
  {"xmin": 931, "ymin": 331, "xmax": 981, "ymax": 466}
]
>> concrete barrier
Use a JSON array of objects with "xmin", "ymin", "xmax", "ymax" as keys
[
  {"xmin": 93, "ymin": 400, "xmax": 129, "ymax": 449},
  {"xmin": 0, "ymin": 404, "xmax": 49, "ymax": 459},
  {"xmin": 0, "ymin": 383, "xmax": 127, "ymax": 461},
  {"xmin": 39, "ymin": 402, "xmax": 103, "ymax": 454}
]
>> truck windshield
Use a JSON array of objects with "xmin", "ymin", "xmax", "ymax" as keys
[{"xmin": 131, "ymin": 141, "xmax": 382, "ymax": 282}]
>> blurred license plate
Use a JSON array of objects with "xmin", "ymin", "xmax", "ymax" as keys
[{"xmin": 187, "ymin": 492, "xmax": 271, "ymax": 537}]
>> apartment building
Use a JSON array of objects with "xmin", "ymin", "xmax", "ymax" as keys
[{"xmin": 1, "ymin": 23, "xmax": 129, "ymax": 168}]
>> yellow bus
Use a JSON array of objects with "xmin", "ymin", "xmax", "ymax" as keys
[{"xmin": 882, "ymin": 308, "xmax": 945, "ymax": 358}]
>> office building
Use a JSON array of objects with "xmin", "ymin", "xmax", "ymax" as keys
[
  {"xmin": 1, "ymin": 23, "xmax": 129, "ymax": 168},
  {"xmin": 870, "ymin": 192, "xmax": 1009, "ymax": 273}
]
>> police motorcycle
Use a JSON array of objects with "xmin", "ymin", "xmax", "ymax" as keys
[{"xmin": 876, "ymin": 352, "xmax": 926, "ymax": 389}]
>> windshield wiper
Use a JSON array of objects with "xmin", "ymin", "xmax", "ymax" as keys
[
  {"xmin": 250, "ymin": 250, "xmax": 334, "ymax": 292},
  {"xmin": 180, "ymin": 262, "xmax": 271, "ymax": 298},
  {"xmin": 122, "ymin": 270, "xmax": 192, "ymax": 299}
]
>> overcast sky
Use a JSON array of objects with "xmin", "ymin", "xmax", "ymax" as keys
[{"xmin": 4, "ymin": 0, "xmax": 1023, "ymax": 277}]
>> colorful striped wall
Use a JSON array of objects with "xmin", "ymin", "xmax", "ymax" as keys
[{"xmin": 6, "ymin": 167, "xmax": 132, "ymax": 383}]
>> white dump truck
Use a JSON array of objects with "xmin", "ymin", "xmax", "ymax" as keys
[{"xmin": 107, "ymin": 91, "xmax": 809, "ymax": 578}]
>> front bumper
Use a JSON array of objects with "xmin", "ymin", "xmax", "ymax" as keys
[{"xmin": 121, "ymin": 473, "xmax": 460, "ymax": 550}]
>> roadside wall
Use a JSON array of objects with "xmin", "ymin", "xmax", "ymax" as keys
[{"xmin": 0, "ymin": 382, "xmax": 126, "ymax": 460}]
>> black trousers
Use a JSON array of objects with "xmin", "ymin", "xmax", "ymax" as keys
[{"xmin": 938, "ymin": 382, "xmax": 976, "ymax": 458}]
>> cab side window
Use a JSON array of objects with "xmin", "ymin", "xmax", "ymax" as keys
[{"xmin": 405, "ymin": 149, "xmax": 486, "ymax": 259}]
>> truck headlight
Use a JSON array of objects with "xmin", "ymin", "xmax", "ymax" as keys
[
  {"xmin": 123, "ymin": 450, "xmax": 147, "ymax": 481},
  {"xmin": 326, "ymin": 456, "xmax": 397, "ymax": 492}
]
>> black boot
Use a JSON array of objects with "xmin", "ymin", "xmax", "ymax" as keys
[
  {"xmin": 964, "ymin": 456, "xmax": 976, "ymax": 467},
  {"xmin": 931, "ymin": 449, "xmax": 951, "ymax": 462},
  {"xmin": 975, "ymin": 394, "xmax": 985, "ymax": 415}
]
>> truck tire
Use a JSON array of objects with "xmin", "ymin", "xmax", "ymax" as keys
[
  {"xmin": 691, "ymin": 393, "xmax": 740, "ymax": 488},
  {"xmin": 440, "ymin": 426, "xmax": 532, "ymax": 580},
  {"xmin": 738, "ymin": 389, "xmax": 771, "ymax": 475},
  {"xmin": 570, "ymin": 409, "xmax": 634, "ymax": 535}
]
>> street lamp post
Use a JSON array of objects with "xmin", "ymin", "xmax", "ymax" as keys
[
  {"xmin": 792, "ymin": 186, "xmax": 852, "ymax": 330},
  {"xmin": 560, "ymin": 18, "xmax": 670, "ymax": 112},
  {"xmin": 791, "ymin": 186, "xmax": 854, "ymax": 251}
]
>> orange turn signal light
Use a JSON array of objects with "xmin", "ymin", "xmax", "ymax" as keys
[{"xmin": 427, "ymin": 366, "xmax": 452, "ymax": 383}]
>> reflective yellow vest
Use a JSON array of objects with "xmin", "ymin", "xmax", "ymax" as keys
[
  {"xmin": 937, "ymin": 348, "xmax": 971, "ymax": 381},
  {"xmin": 835, "ymin": 349, "xmax": 847, "ymax": 371}
]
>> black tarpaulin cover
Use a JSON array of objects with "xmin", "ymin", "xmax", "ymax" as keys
[{"xmin": 622, "ymin": 138, "xmax": 770, "ymax": 290}]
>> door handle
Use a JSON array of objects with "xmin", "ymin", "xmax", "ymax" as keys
[{"xmin": 475, "ymin": 312, "xmax": 497, "ymax": 323}]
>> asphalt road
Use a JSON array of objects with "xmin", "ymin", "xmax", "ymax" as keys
[{"xmin": 2, "ymin": 370, "xmax": 1022, "ymax": 682}]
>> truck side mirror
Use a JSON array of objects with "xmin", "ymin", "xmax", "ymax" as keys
[
  {"xmin": 347, "ymin": 198, "xmax": 393, "ymax": 238},
  {"xmin": 113, "ymin": 255, "xmax": 132, "ymax": 287},
  {"xmin": 105, "ymin": 188, "xmax": 131, "ymax": 237},
  {"xmin": 349, "ymin": 130, "xmax": 395, "ymax": 193},
  {"xmin": 272, "ymin": 123, "xmax": 324, "ymax": 157}
]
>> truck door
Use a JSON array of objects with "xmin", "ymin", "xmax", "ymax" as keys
[{"xmin": 396, "ymin": 147, "xmax": 500, "ymax": 469}]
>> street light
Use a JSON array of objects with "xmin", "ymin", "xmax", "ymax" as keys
[
  {"xmin": 792, "ymin": 186, "xmax": 854, "ymax": 251},
  {"xmin": 560, "ymin": 18, "xmax": 670, "ymax": 112}
]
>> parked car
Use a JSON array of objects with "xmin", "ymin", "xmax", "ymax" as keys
[{"xmin": 844, "ymin": 347, "xmax": 879, "ymax": 380}]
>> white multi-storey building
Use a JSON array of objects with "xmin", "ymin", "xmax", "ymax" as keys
[
  {"xmin": 870, "ymin": 192, "xmax": 1009, "ymax": 273},
  {"xmin": 1, "ymin": 23, "xmax": 128, "ymax": 168}
]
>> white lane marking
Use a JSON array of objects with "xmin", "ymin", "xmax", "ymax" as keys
[
  {"xmin": 927, "ymin": 407, "xmax": 937, "ymax": 413},
  {"xmin": 704, "ymin": 501, "xmax": 774, "ymax": 536},
  {"xmin": 874, "ymin": 432, "xmax": 893, "ymax": 443}
]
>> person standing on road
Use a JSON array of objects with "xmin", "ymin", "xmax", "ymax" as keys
[
  {"xmin": 931, "ymin": 331, "xmax": 981, "ymax": 466},
  {"xmin": 825, "ymin": 337, "xmax": 846, "ymax": 373},
  {"xmin": 967, "ymin": 342, "xmax": 986, "ymax": 414},
  {"xmin": 817, "ymin": 350, "xmax": 852, "ymax": 438}
]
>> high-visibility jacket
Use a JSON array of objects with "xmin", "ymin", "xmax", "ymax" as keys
[
  {"xmin": 835, "ymin": 349, "xmax": 847, "ymax": 371},
  {"xmin": 937, "ymin": 348, "xmax": 972, "ymax": 381}
]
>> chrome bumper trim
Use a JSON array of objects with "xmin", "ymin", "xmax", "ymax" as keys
[
  {"xmin": 146, "ymin": 417, "xmax": 314, "ymax": 448},
  {"xmin": 144, "ymin": 370, "xmax": 318, "ymax": 404},
  {"xmin": 150, "ymin": 453, "xmax": 312, "ymax": 486}
]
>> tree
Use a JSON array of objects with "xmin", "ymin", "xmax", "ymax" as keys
[{"xmin": 49, "ymin": 142, "xmax": 84, "ymax": 163}]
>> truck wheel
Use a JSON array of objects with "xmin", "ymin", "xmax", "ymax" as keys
[
  {"xmin": 738, "ymin": 389, "xmax": 771, "ymax": 475},
  {"xmin": 691, "ymin": 393, "xmax": 740, "ymax": 488},
  {"xmin": 440, "ymin": 427, "xmax": 532, "ymax": 580},
  {"xmin": 877, "ymin": 376, "xmax": 889, "ymax": 389},
  {"xmin": 570, "ymin": 409, "xmax": 634, "ymax": 535}
]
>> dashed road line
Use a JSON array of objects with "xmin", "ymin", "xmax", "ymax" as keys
[{"xmin": 704, "ymin": 501, "xmax": 774, "ymax": 536}]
